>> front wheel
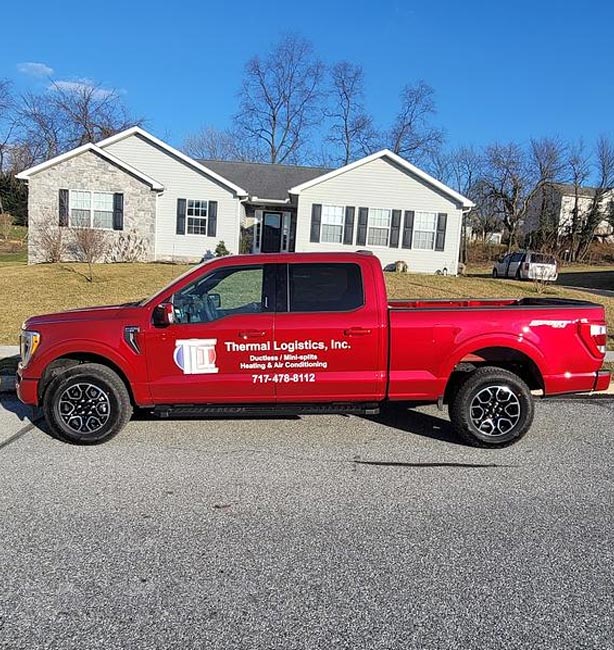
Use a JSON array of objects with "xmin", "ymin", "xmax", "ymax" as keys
[
  {"xmin": 43, "ymin": 363, "xmax": 133, "ymax": 444},
  {"xmin": 448, "ymin": 367, "xmax": 534, "ymax": 447},
  {"xmin": 492, "ymin": 268, "xmax": 498, "ymax": 278}
]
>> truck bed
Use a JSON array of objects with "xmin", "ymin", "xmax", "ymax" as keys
[{"xmin": 388, "ymin": 297, "xmax": 599, "ymax": 310}]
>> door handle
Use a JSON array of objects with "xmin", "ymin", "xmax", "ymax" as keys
[
  {"xmin": 344, "ymin": 327, "xmax": 372, "ymax": 336},
  {"xmin": 238, "ymin": 330, "xmax": 267, "ymax": 339}
]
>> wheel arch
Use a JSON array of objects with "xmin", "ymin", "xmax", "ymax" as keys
[
  {"xmin": 443, "ymin": 340, "xmax": 545, "ymax": 403},
  {"xmin": 38, "ymin": 352, "xmax": 136, "ymax": 405}
]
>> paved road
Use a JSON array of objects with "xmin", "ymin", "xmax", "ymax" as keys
[{"xmin": 0, "ymin": 395, "xmax": 613, "ymax": 650}]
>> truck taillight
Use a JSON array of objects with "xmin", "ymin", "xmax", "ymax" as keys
[
  {"xmin": 578, "ymin": 321, "xmax": 607, "ymax": 356},
  {"xmin": 523, "ymin": 262, "xmax": 529, "ymax": 270}
]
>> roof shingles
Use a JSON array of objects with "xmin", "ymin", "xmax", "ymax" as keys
[{"xmin": 200, "ymin": 160, "xmax": 331, "ymax": 201}]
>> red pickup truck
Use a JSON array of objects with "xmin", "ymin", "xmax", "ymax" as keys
[{"xmin": 17, "ymin": 252, "xmax": 610, "ymax": 447}]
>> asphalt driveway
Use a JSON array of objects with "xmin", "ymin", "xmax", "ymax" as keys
[{"xmin": 0, "ymin": 396, "xmax": 613, "ymax": 649}]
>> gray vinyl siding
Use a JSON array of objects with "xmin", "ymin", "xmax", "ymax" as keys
[
  {"xmin": 102, "ymin": 133, "xmax": 241, "ymax": 261},
  {"xmin": 294, "ymin": 157, "xmax": 463, "ymax": 274}
]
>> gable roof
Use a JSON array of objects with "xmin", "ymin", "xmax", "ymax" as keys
[
  {"xmin": 289, "ymin": 149, "xmax": 475, "ymax": 209},
  {"xmin": 548, "ymin": 182, "xmax": 600, "ymax": 198},
  {"xmin": 200, "ymin": 159, "xmax": 331, "ymax": 201},
  {"xmin": 96, "ymin": 127, "xmax": 248, "ymax": 196},
  {"xmin": 15, "ymin": 142, "xmax": 164, "ymax": 190}
]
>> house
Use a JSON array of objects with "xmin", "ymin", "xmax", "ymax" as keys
[
  {"xmin": 16, "ymin": 127, "xmax": 474, "ymax": 273},
  {"xmin": 524, "ymin": 182, "xmax": 614, "ymax": 242}
]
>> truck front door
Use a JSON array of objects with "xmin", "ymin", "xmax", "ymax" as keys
[
  {"xmin": 144, "ymin": 264, "xmax": 276, "ymax": 404},
  {"xmin": 272, "ymin": 262, "xmax": 386, "ymax": 403}
]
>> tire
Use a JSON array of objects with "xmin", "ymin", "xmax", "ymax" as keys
[
  {"xmin": 515, "ymin": 267, "xmax": 521, "ymax": 280},
  {"xmin": 42, "ymin": 363, "xmax": 132, "ymax": 444},
  {"xmin": 492, "ymin": 268, "xmax": 498, "ymax": 278},
  {"xmin": 448, "ymin": 367, "xmax": 534, "ymax": 448}
]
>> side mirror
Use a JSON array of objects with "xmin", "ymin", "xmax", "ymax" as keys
[
  {"xmin": 153, "ymin": 302, "xmax": 175, "ymax": 327},
  {"xmin": 207, "ymin": 292, "xmax": 221, "ymax": 309}
]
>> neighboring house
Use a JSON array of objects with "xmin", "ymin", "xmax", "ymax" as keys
[
  {"xmin": 524, "ymin": 183, "xmax": 614, "ymax": 241},
  {"xmin": 16, "ymin": 127, "xmax": 474, "ymax": 273}
]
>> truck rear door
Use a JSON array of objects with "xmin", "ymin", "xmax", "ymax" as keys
[{"xmin": 273, "ymin": 261, "xmax": 387, "ymax": 403}]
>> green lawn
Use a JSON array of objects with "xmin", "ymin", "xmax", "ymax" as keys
[{"xmin": 0, "ymin": 261, "xmax": 612, "ymax": 351}]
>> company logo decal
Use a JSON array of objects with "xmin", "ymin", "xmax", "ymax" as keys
[{"xmin": 174, "ymin": 338, "xmax": 219, "ymax": 374}]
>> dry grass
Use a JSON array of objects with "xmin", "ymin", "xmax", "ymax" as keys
[
  {"xmin": 385, "ymin": 272, "xmax": 614, "ymax": 349},
  {"xmin": 0, "ymin": 261, "xmax": 612, "ymax": 351},
  {"xmin": 0, "ymin": 261, "xmax": 191, "ymax": 344}
]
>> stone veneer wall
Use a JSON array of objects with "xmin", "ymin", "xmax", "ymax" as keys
[{"xmin": 27, "ymin": 149, "xmax": 158, "ymax": 263}]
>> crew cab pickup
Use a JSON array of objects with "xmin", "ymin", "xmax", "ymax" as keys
[{"xmin": 17, "ymin": 252, "xmax": 610, "ymax": 447}]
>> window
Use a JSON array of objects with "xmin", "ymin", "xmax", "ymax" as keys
[
  {"xmin": 320, "ymin": 205, "xmax": 345, "ymax": 243},
  {"xmin": 70, "ymin": 190, "xmax": 114, "ymax": 229},
  {"xmin": 289, "ymin": 263, "xmax": 363, "ymax": 312},
  {"xmin": 187, "ymin": 199, "xmax": 208, "ymax": 235},
  {"xmin": 367, "ymin": 208, "xmax": 391, "ymax": 247},
  {"xmin": 172, "ymin": 266, "xmax": 265, "ymax": 323},
  {"xmin": 413, "ymin": 212, "xmax": 437, "ymax": 250}
]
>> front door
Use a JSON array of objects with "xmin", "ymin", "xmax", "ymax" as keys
[
  {"xmin": 144, "ymin": 264, "xmax": 277, "ymax": 404},
  {"xmin": 273, "ymin": 262, "xmax": 387, "ymax": 403},
  {"xmin": 261, "ymin": 212, "xmax": 282, "ymax": 253}
]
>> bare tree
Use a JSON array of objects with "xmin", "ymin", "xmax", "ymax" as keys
[
  {"xmin": 388, "ymin": 81, "xmax": 443, "ymax": 164},
  {"xmin": 467, "ymin": 179, "xmax": 503, "ymax": 242},
  {"xmin": 326, "ymin": 62, "xmax": 377, "ymax": 165},
  {"xmin": 71, "ymin": 227, "xmax": 109, "ymax": 281},
  {"xmin": 0, "ymin": 79, "xmax": 17, "ymax": 176},
  {"xmin": 234, "ymin": 34, "xmax": 324, "ymax": 163},
  {"xmin": 183, "ymin": 125, "xmax": 257, "ymax": 161},
  {"xmin": 566, "ymin": 140, "xmax": 591, "ymax": 256},
  {"xmin": 429, "ymin": 146, "xmax": 484, "ymax": 261},
  {"xmin": 572, "ymin": 136, "xmax": 614, "ymax": 261},
  {"xmin": 481, "ymin": 138, "xmax": 565, "ymax": 251},
  {"xmin": 17, "ymin": 80, "xmax": 143, "ymax": 166}
]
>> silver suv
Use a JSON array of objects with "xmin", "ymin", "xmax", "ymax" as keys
[{"xmin": 492, "ymin": 251, "xmax": 558, "ymax": 281}]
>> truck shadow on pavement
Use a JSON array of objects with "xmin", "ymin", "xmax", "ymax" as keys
[
  {"xmin": 360, "ymin": 406, "xmax": 467, "ymax": 447},
  {"xmin": 0, "ymin": 397, "xmax": 473, "ymax": 450},
  {"xmin": 0, "ymin": 392, "xmax": 39, "ymax": 423}
]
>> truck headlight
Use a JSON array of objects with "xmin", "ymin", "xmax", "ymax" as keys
[{"xmin": 20, "ymin": 330, "xmax": 41, "ymax": 368}]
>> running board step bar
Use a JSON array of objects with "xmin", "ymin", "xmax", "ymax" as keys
[{"xmin": 153, "ymin": 402, "xmax": 380, "ymax": 418}]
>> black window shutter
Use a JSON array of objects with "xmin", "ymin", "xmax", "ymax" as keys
[
  {"xmin": 356, "ymin": 207, "xmax": 369, "ymax": 246},
  {"xmin": 435, "ymin": 213, "xmax": 447, "ymax": 251},
  {"xmin": 310, "ymin": 204, "xmax": 322, "ymax": 243},
  {"xmin": 112, "ymin": 193, "xmax": 124, "ymax": 230},
  {"xmin": 58, "ymin": 189, "xmax": 69, "ymax": 227},
  {"xmin": 207, "ymin": 201, "xmax": 218, "ymax": 237},
  {"xmin": 176, "ymin": 198, "xmax": 186, "ymax": 235},
  {"xmin": 389, "ymin": 210, "xmax": 401, "ymax": 248},
  {"xmin": 402, "ymin": 211, "xmax": 414, "ymax": 249},
  {"xmin": 343, "ymin": 207, "xmax": 355, "ymax": 245}
]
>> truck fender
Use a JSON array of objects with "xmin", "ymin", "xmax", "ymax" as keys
[
  {"xmin": 35, "ymin": 339, "xmax": 149, "ymax": 404},
  {"xmin": 441, "ymin": 333, "xmax": 546, "ymax": 382}
]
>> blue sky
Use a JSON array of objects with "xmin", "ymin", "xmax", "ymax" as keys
[{"xmin": 2, "ymin": 0, "xmax": 613, "ymax": 152}]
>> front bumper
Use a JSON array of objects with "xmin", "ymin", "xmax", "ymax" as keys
[{"xmin": 15, "ymin": 370, "xmax": 39, "ymax": 406}]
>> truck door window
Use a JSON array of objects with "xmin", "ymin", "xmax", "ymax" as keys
[
  {"xmin": 172, "ymin": 266, "xmax": 269, "ymax": 323},
  {"xmin": 288, "ymin": 263, "xmax": 364, "ymax": 312}
]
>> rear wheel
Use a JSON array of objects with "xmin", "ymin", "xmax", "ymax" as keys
[
  {"xmin": 448, "ymin": 367, "xmax": 534, "ymax": 447},
  {"xmin": 492, "ymin": 268, "xmax": 498, "ymax": 278},
  {"xmin": 43, "ymin": 363, "xmax": 132, "ymax": 444}
]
